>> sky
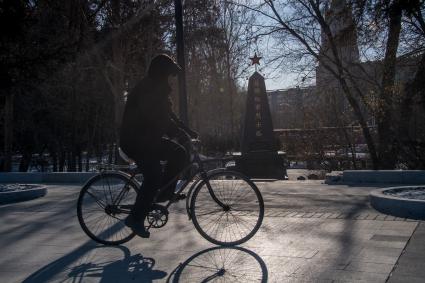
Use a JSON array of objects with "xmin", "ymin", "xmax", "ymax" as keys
[
  {"xmin": 239, "ymin": 68, "xmax": 303, "ymax": 91},
  {"xmin": 262, "ymin": 70, "xmax": 303, "ymax": 91},
  {"xmin": 235, "ymin": 1, "xmax": 317, "ymax": 91}
]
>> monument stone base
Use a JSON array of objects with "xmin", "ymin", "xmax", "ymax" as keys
[{"xmin": 235, "ymin": 151, "xmax": 287, "ymax": 179}]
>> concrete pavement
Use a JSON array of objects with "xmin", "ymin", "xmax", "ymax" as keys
[{"xmin": 0, "ymin": 180, "xmax": 423, "ymax": 282}]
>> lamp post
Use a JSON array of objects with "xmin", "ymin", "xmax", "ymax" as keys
[{"xmin": 174, "ymin": 0, "xmax": 188, "ymax": 125}]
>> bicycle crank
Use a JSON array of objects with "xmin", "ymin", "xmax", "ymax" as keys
[{"xmin": 147, "ymin": 204, "xmax": 169, "ymax": 228}]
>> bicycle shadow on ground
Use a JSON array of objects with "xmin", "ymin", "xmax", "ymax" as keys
[
  {"xmin": 22, "ymin": 243, "xmax": 268, "ymax": 283},
  {"xmin": 167, "ymin": 246, "xmax": 268, "ymax": 283},
  {"xmin": 22, "ymin": 244, "xmax": 167, "ymax": 283}
]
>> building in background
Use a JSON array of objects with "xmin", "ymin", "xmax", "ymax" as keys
[
  {"xmin": 267, "ymin": 0, "xmax": 423, "ymax": 169},
  {"xmin": 267, "ymin": 87, "xmax": 315, "ymax": 130}
]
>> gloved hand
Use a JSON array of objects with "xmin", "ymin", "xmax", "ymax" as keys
[{"xmin": 186, "ymin": 129, "xmax": 199, "ymax": 139}]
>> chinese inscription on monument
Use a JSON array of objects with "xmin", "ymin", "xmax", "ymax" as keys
[
  {"xmin": 254, "ymin": 79, "xmax": 263, "ymax": 137},
  {"xmin": 241, "ymin": 55, "xmax": 275, "ymax": 153}
]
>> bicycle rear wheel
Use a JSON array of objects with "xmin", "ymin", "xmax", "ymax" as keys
[
  {"xmin": 190, "ymin": 171, "xmax": 264, "ymax": 246},
  {"xmin": 77, "ymin": 172, "xmax": 138, "ymax": 245}
]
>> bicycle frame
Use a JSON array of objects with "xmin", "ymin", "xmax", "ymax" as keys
[{"xmin": 102, "ymin": 139, "xmax": 231, "ymax": 220}]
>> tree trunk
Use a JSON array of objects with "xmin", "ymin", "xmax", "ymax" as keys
[
  {"xmin": 377, "ymin": 3, "xmax": 402, "ymax": 169},
  {"xmin": 19, "ymin": 150, "xmax": 31, "ymax": 172},
  {"xmin": 225, "ymin": 51, "xmax": 235, "ymax": 149},
  {"xmin": 97, "ymin": 145, "xmax": 103, "ymax": 165},
  {"xmin": 51, "ymin": 150, "xmax": 58, "ymax": 172},
  {"xmin": 59, "ymin": 148, "xmax": 65, "ymax": 172},
  {"xmin": 85, "ymin": 149, "xmax": 90, "ymax": 172},
  {"xmin": 398, "ymin": 52, "xmax": 425, "ymax": 168},
  {"xmin": 71, "ymin": 149, "xmax": 78, "ymax": 172},
  {"xmin": 67, "ymin": 150, "xmax": 75, "ymax": 172},
  {"xmin": 336, "ymin": 76, "xmax": 380, "ymax": 169},
  {"xmin": 108, "ymin": 144, "xmax": 113, "ymax": 164},
  {"xmin": 3, "ymin": 93, "xmax": 13, "ymax": 172},
  {"xmin": 77, "ymin": 149, "xmax": 82, "ymax": 172},
  {"xmin": 301, "ymin": 1, "xmax": 380, "ymax": 169},
  {"xmin": 111, "ymin": 0, "xmax": 126, "ymax": 148}
]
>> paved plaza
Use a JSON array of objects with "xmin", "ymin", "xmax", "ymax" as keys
[{"xmin": 0, "ymin": 180, "xmax": 423, "ymax": 282}]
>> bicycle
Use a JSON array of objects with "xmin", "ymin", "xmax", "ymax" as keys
[{"xmin": 77, "ymin": 139, "xmax": 264, "ymax": 246}]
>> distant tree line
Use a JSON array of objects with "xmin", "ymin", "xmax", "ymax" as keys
[{"xmin": 0, "ymin": 0, "xmax": 253, "ymax": 172}]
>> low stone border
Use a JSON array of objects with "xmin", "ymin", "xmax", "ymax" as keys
[
  {"xmin": 370, "ymin": 186, "xmax": 425, "ymax": 220},
  {"xmin": 0, "ymin": 185, "xmax": 47, "ymax": 204},
  {"xmin": 326, "ymin": 170, "xmax": 425, "ymax": 185},
  {"xmin": 0, "ymin": 172, "xmax": 97, "ymax": 184}
]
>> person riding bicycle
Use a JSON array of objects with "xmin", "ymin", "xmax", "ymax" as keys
[{"xmin": 120, "ymin": 54, "xmax": 198, "ymax": 238}]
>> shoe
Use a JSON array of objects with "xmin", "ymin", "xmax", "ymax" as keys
[
  {"xmin": 124, "ymin": 215, "xmax": 150, "ymax": 238},
  {"xmin": 174, "ymin": 193, "xmax": 186, "ymax": 201}
]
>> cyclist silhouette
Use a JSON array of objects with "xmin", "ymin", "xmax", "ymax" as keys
[{"xmin": 120, "ymin": 54, "xmax": 197, "ymax": 237}]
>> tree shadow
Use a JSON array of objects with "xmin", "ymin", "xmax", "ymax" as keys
[
  {"xmin": 314, "ymin": 204, "xmax": 367, "ymax": 280},
  {"xmin": 167, "ymin": 246, "xmax": 268, "ymax": 283}
]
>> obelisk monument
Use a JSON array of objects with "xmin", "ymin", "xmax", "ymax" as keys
[{"xmin": 236, "ymin": 53, "xmax": 287, "ymax": 179}]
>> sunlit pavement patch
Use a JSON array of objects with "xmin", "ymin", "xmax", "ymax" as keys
[{"xmin": 0, "ymin": 182, "xmax": 421, "ymax": 282}]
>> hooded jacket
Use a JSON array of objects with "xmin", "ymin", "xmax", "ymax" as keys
[{"xmin": 120, "ymin": 55, "xmax": 183, "ymax": 158}]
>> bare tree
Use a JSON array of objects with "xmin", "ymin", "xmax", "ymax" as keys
[{"xmin": 234, "ymin": 0, "xmax": 425, "ymax": 169}]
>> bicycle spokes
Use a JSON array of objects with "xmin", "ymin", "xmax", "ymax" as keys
[
  {"xmin": 190, "ymin": 171, "xmax": 264, "ymax": 246},
  {"xmin": 77, "ymin": 173, "xmax": 138, "ymax": 245}
]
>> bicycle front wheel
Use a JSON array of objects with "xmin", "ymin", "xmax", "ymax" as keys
[
  {"xmin": 190, "ymin": 171, "xmax": 264, "ymax": 246},
  {"xmin": 77, "ymin": 172, "xmax": 139, "ymax": 245}
]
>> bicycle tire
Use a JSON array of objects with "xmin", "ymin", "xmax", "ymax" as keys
[
  {"xmin": 77, "ymin": 172, "xmax": 139, "ymax": 245},
  {"xmin": 190, "ymin": 171, "xmax": 264, "ymax": 246}
]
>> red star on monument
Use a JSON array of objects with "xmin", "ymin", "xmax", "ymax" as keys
[{"xmin": 249, "ymin": 53, "xmax": 262, "ymax": 65}]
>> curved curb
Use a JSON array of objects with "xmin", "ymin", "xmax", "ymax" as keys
[
  {"xmin": 0, "ymin": 186, "xmax": 47, "ymax": 204},
  {"xmin": 370, "ymin": 186, "xmax": 425, "ymax": 220},
  {"xmin": 0, "ymin": 172, "xmax": 97, "ymax": 184}
]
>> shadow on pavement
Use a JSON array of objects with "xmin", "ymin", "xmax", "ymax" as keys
[
  {"xmin": 316, "ymin": 204, "xmax": 365, "ymax": 280},
  {"xmin": 23, "ymin": 244, "xmax": 268, "ymax": 282},
  {"xmin": 167, "ymin": 246, "xmax": 268, "ymax": 283},
  {"xmin": 22, "ymin": 244, "xmax": 167, "ymax": 283}
]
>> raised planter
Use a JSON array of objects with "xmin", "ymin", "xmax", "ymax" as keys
[
  {"xmin": 344, "ymin": 170, "xmax": 425, "ymax": 184},
  {"xmin": 370, "ymin": 186, "xmax": 425, "ymax": 220},
  {"xmin": 0, "ymin": 172, "xmax": 97, "ymax": 184},
  {"xmin": 326, "ymin": 170, "xmax": 425, "ymax": 185},
  {"xmin": 0, "ymin": 184, "xmax": 47, "ymax": 204}
]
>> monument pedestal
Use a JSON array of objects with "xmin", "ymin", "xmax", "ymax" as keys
[{"xmin": 235, "ymin": 151, "xmax": 287, "ymax": 179}]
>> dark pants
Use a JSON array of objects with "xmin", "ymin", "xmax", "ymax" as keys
[{"xmin": 131, "ymin": 138, "xmax": 187, "ymax": 221}]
